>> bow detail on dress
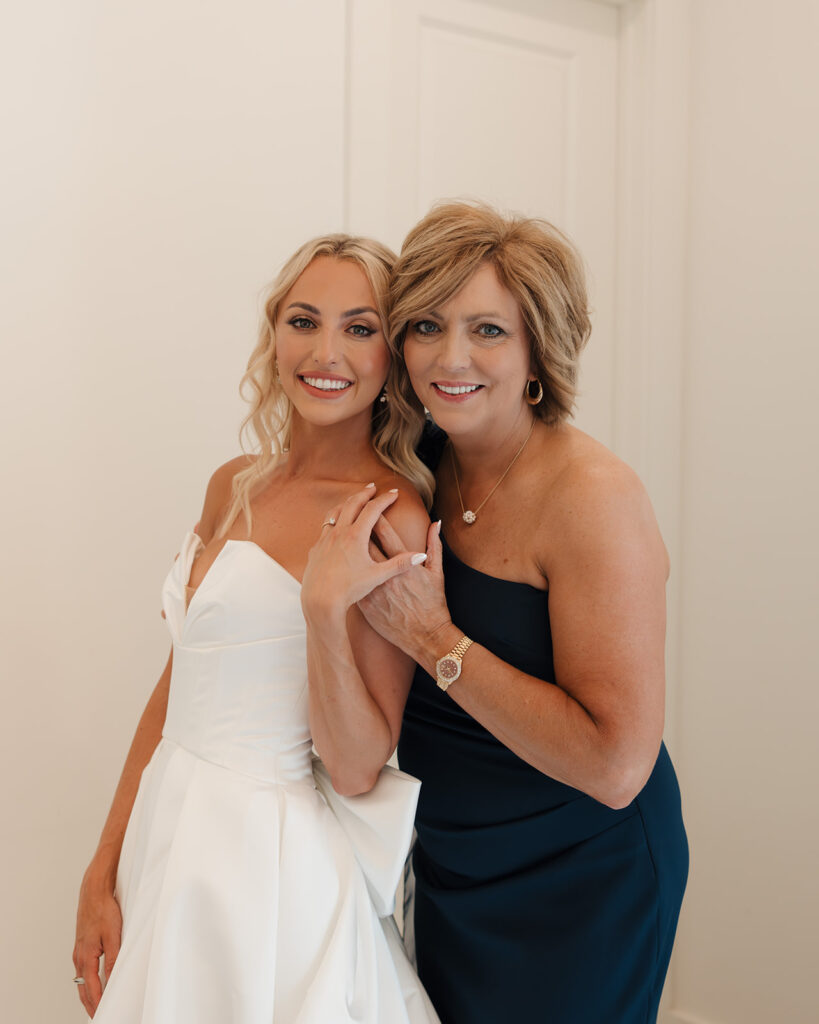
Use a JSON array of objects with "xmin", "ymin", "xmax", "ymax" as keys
[{"xmin": 312, "ymin": 756, "xmax": 420, "ymax": 918}]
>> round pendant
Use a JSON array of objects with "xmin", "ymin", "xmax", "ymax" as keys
[{"xmin": 462, "ymin": 510, "xmax": 477, "ymax": 525}]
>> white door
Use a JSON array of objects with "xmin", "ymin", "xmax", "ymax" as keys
[
  {"xmin": 346, "ymin": 0, "xmax": 621, "ymax": 445},
  {"xmin": 346, "ymin": 4, "xmax": 686, "ymax": 1018}
]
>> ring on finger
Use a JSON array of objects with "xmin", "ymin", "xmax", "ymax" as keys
[
  {"xmin": 73, "ymin": 977, "xmax": 86, "ymax": 985},
  {"xmin": 321, "ymin": 516, "xmax": 337, "ymax": 528}
]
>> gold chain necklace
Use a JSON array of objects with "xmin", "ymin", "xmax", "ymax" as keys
[{"xmin": 449, "ymin": 420, "xmax": 535, "ymax": 525}]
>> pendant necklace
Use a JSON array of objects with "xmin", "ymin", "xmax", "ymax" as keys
[{"xmin": 449, "ymin": 420, "xmax": 535, "ymax": 525}]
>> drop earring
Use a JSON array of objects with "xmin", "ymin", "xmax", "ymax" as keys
[{"xmin": 525, "ymin": 378, "xmax": 543, "ymax": 405}]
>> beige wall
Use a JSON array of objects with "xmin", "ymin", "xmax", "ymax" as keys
[
  {"xmin": 2, "ymin": 1, "xmax": 818, "ymax": 1022},
  {"xmin": 0, "ymin": 2, "xmax": 346, "ymax": 1019},
  {"xmin": 670, "ymin": 1, "xmax": 819, "ymax": 1021}
]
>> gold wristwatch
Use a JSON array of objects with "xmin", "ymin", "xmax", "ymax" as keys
[{"xmin": 435, "ymin": 635, "xmax": 473, "ymax": 691}]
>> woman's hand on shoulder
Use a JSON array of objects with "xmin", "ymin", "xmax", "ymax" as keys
[
  {"xmin": 301, "ymin": 483, "xmax": 429, "ymax": 629},
  {"xmin": 542, "ymin": 451, "xmax": 669, "ymax": 805},
  {"xmin": 358, "ymin": 497, "xmax": 451, "ymax": 663},
  {"xmin": 377, "ymin": 480, "xmax": 430, "ymax": 556}
]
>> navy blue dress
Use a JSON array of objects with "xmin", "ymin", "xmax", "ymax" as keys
[{"xmin": 399, "ymin": 436, "xmax": 688, "ymax": 1023}]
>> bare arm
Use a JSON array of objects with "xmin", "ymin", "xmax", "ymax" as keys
[
  {"xmin": 360, "ymin": 463, "xmax": 668, "ymax": 809},
  {"xmin": 302, "ymin": 485, "xmax": 430, "ymax": 796},
  {"xmin": 73, "ymin": 457, "xmax": 244, "ymax": 1015},
  {"xmin": 73, "ymin": 654, "xmax": 171, "ymax": 1016}
]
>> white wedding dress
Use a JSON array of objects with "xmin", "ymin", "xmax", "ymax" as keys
[{"xmin": 93, "ymin": 532, "xmax": 439, "ymax": 1024}]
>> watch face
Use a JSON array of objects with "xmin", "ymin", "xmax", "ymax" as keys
[{"xmin": 438, "ymin": 657, "xmax": 460, "ymax": 681}]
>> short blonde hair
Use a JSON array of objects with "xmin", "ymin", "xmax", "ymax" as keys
[
  {"xmin": 388, "ymin": 201, "xmax": 591, "ymax": 429},
  {"xmin": 221, "ymin": 234, "xmax": 434, "ymax": 536}
]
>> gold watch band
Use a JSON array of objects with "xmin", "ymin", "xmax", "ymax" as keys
[
  {"xmin": 435, "ymin": 635, "xmax": 473, "ymax": 691},
  {"xmin": 449, "ymin": 636, "xmax": 473, "ymax": 661}
]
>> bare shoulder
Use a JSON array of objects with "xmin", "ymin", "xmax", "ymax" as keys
[
  {"xmin": 198, "ymin": 454, "xmax": 256, "ymax": 544},
  {"xmin": 374, "ymin": 473, "xmax": 430, "ymax": 550},
  {"xmin": 550, "ymin": 429, "xmax": 647, "ymax": 513},
  {"xmin": 539, "ymin": 427, "xmax": 668, "ymax": 573}
]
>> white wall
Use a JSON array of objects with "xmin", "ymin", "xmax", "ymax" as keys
[
  {"xmin": 670, "ymin": 1, "xmax": 819, "ymax": 1021},
  {"xmin": 2, "ymin": 1, "xmax": 818, "ymax": 1022},
  {"xmin": 0, "ymin": 2, "xmax": 346, "ymax": 1019}
]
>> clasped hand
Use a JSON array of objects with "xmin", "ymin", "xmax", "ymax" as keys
[
  {"xmin": 359, "ymin": 508, "xmax": 452, "ymax": 661},
  {"xmin": 301, "ymin": 484, "xmax": 452, "ymax": 660},
  {"xmin": 300, "ymin": 482, "xmax": 451, "ymax": 659},
  {"xmin": 300, "ymin": 484, "xmax": 427, "ymax": 624}
]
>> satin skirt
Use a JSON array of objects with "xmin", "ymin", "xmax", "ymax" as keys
[{"xmin": 93, "ymin": 739, "xmax": 438, "ymax": 1024}]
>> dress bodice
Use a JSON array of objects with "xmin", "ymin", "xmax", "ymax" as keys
[
  {"xmin": 97, "ymin": 531, "xmax": 437, "ymax": 1024},
  {"xmin": 399, "ymin": 422, "xmax": 688, "ymax": 1024},
  {"xmin": 400, "ymin": 529, "xmax": 681, "ymax": 874},
  {"xmin": 160, "ymin": 532, "xmax": 311, "ymax": 785},
  {"xmin": 399, "ymin": 535, "xmax": 582, "ymax": 854}
]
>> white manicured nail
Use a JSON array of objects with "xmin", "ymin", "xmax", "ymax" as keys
[{"xmin": 410, "ymin": 553, "xmax": 427, "ymax": 565}]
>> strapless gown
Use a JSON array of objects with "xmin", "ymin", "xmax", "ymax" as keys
[
  {"xmin": 399, "ymin": 533, "xmax": 688, "ymax": 1024},
  {"xmin": 93, "ymin": 532, "xmax": 439, "ymax": 1024}
]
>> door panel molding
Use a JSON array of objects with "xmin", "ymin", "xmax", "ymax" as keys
[
  {"xmin": 613, "ymin": 0, "xmax": 690, "ymax": 772},
  {"xmin": 614, "ymin": 1, "xmax": 691, "ymax": 1016},
  {"xmin": 346, "ymin": 1, "xmax": 692, "ymax": 1013},
  {"xmin": 345, "ymin": 0, "xmax": 690, "ymax": 732}
]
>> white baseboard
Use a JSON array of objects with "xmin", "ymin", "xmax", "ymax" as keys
[{"xmin": 660, "ymin": 1010, "xmax": 720, "ymax": 1024}]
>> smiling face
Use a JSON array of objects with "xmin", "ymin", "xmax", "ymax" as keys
[
  {"xmin": 274, "ymin": 256, "xmax": 390, "ymax": 430},
  {"xmin": 403, "ymin": 261, "xmax": 534, "ymax": 441}
]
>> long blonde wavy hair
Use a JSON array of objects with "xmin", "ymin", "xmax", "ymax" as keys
[{"xmin": 219, "ymin": 234, "xmax": 434, "ymax": 537}]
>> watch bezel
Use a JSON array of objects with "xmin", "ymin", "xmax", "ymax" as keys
[{"xmin": 435, "ymin": 655, "xmax": 462, "ymax": 690}]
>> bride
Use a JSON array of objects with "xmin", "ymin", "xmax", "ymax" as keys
[{"xmin": 72, "ymin": 234, "xmax": 440, "ymax": 1022}]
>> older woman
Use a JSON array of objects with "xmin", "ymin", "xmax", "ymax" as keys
[{"xmin": 351, "ymin": 203, "xmax": 688, "ymax": 1024}]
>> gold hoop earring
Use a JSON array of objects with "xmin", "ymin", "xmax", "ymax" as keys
[{"xmin": 525, "ymin": 378, "xmax": 543, "ymax": 406}]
